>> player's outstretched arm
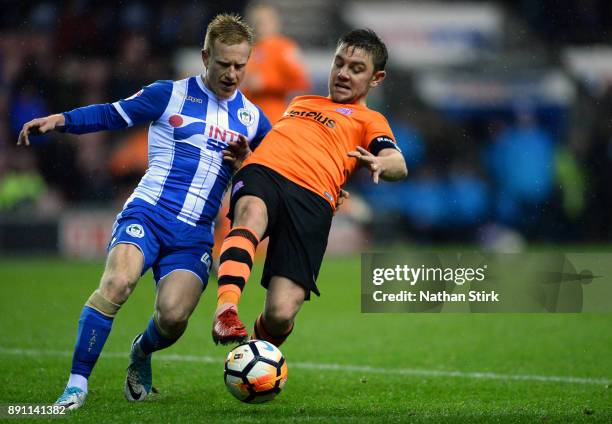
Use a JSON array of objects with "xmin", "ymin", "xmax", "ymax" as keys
[
  {"xmin": 17, "ymin": 114, "xmax": 66, "ymax": 146},
  {"xmin": 17, "ymin": 81, "xmax": 173, "ymax": 147},
  {"xmin": 348, "ymin": 146, "xmax": 407, "ymax": 184}
]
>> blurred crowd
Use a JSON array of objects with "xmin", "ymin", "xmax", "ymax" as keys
[
  {"xmin": 2, "ymin": 0, "xmax": 612, "ymax": 244},
  {"xmin": 354, "ymin": 0, "xmax": 612, "ymax": 244}
]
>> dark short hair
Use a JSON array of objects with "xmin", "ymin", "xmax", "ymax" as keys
[{"xmin": 337, "ymin": 29, "xmax": 388, "ymax": 72}]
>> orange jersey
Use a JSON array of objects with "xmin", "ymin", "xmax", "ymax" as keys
[
  {"xmin": 244, "ymin": 95, "xmax": 397, "ymax": 209},
  {"xmin": 242, "ymin": 36, "xmax": 310, "ymax": 123}
]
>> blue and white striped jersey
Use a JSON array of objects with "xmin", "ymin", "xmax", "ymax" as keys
[{"xmin": 63, "ymin": 75, "xmax": 271, "ymax": 229}]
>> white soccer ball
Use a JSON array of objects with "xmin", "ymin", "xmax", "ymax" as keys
[{"xmin": 224, "ymin": 340, "xmax": 288, "ymax": 403}]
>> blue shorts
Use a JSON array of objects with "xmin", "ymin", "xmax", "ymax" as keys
[{"xmin": 108, "ymin": 201, "xmax": 214, "ymax": 287}]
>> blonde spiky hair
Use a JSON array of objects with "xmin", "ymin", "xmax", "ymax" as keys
[{"xmin": 203, "ymin": 13, "xmax": 254, "ymax": 53}]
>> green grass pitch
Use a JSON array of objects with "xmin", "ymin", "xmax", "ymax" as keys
[{"xmin": 0, "ymin": 256, "xmax": 611, "ymax": 423}]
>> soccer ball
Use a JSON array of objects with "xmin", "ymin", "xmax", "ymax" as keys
[{"xmin": 224, "ymin": 340, "xmax": 288, "ymax": 403}]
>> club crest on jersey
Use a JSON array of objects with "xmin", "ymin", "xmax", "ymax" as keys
[
  {"xmin": 126, "ymin": 224, "xmax": 145, "ymax": 238},
  {"xmin": 237, "ymin": 108, "xmax": 255, "ymax": 127},
  {"xmin": 335, "ymin": 107, "xmax": 353, "ymax": 116}
]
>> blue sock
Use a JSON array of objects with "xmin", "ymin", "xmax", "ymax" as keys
[
  {"xmin": 137, "ymin": 316, "xmax": 178, "ymax": 355},
  {"xmin": 70, "ymin": 306, "xmax": 113, "ymax": 378}
]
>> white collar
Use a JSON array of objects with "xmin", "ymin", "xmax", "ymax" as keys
[{"xmin": 197, "ymin": 73, "xmax": 238, "ymax": 102}]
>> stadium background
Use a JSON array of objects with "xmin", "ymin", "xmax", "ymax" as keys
[
  {"xmin": 1, "ymin": 1, "xmax": 612, "ymax": 422},
  {"xmin": 3, "ymin": 0, "xmax": 612, "ymax": 254}
]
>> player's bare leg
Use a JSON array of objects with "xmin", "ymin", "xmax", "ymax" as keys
[
  {"xmin": 56, "ymin": 243, "xmax": 143, "ymax": 410},
  {"xmin": 98, "ymin": 243, "xmax": 145, "ymax": 303},
  {"xmin": 155, "ymin": 271, "xmax": 203, "ymax": 338},
  {"xmin": 213, "ymin": 195, "xmax": 267, "ymax": 344},
  {"xmin": 126, "ymin": 270, "xmax": 202, "ymax": 401},
  {"xmin": 252, "ymin": 276, "xmax": 306, "ymax": 347}
]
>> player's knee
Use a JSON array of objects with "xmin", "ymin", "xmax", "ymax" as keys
[
  {"xmin": 156, "ymin": 301, "xmax": 190, "ymax": 331},
  {"xmin": 234, "ymin": 197, "xmax": 267, "ymax": 228},
  {"xmin": 264, "ymin": 304, "xmax": 296, "ymax": 330},
  {"xmin": 99, "ymin": 272, "xmax": 136, "ymax": 303}
]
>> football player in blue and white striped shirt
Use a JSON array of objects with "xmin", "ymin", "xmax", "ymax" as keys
[{"xmin": 18, "ymin": 14, "xmax": 271, "ymax": 410}]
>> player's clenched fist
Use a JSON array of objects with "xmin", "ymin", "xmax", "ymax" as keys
[{"xmin": 17, "ymin": 113, "xmax": 65, "ymax": 146}]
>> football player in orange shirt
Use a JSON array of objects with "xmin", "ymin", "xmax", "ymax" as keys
[
  {"xmin": 212, "ymin": 29, "xmax": 407, "ymax": 346},
  {"xmin": 242, "ymin": 3, "xmax": 310, "ymax": 124}
]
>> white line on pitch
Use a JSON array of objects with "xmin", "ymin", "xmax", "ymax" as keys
[{"xmin": 0, "ymin": 346, "xmax": 610, "ymax": 386}]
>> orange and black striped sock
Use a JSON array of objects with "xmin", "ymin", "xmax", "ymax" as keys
[
  {"xmin": 216, "ymin": 226, "xmax": 260, "ymax": 308},
  {"xmin": 252, "ymin": 314, "xmax": 294, "ymax": 347}
]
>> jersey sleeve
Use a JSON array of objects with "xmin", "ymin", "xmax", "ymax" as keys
[
  {"xmin": 62, "ymin": 80, "xmax": 173, "ymax": 134},
  {"xmin": 112, "ymin": 80, "xmax": 173, "ymax": 126},
  {"xmin": 365, "ymin": 113, "xmax": 400, "ymax": 155},
  {"xmin": 62, "ymin": 104, "xmax": 128, "ymax": 134},
  {"xmin": 249, "ymin": 106, "xmax": 272, "ymax": 151}
]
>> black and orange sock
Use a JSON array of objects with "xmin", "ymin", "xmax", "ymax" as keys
[
  {"xmin": 252, "ymin": 314, "xmax": 294, "ymax": 347},
  {"xmin": 216, "ymin": 226, "xmax": 260, "ymax": 308}
]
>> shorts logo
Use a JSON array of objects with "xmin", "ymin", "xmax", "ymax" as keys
[
  {"xmin": 201, "ymin": 252, "xmax": 212, "ymax": 272},
  {"xmin": 126, "ymin": 224, "xmax": 145, "ymax": 238},
  {"xmin": 237, "ymin": 108, "xmax": 255, "ymax": 127},
  {"xmin": 324, "ymin": 191, "xmax": 334, "ymax": 202},
  {"xmin": 335, "ymin": 107, "xmax": 353, "ymax": 116},
  {"xmin": 232, "ymin": 181, "xmax": 244, "ymax": 197}
]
